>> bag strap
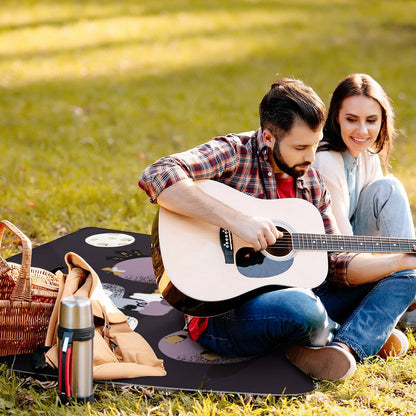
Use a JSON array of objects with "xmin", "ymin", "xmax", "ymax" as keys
[{"xmin": 94, "ymin": 300, "xmax": 112, "ymax": 342}]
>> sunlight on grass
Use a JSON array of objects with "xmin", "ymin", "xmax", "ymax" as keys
[
  {"xmin": 3, "ymin": 0, "xmax": 415, "ymax": 87},
  {"xmin": 0, "ymin": 11, "xmax": 323, "ymax": 87}
]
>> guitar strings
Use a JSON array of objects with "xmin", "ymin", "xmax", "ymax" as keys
[{"xmin": 266, "ymin": 234, "xmax": 416, "ymax": 252}]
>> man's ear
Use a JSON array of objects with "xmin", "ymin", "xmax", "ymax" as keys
[{"xmin": 262, "ymin": 129, "xmax": 276, "ymax": 149}]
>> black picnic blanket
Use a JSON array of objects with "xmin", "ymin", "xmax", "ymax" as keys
[{"xmin": 1, "ymin": 227, "xmax": 314, "ymax": 396}]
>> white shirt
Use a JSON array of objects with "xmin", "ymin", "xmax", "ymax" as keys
[{"xmin": 313, "ymin": 149, "xmax": 383, "ymax": 235}]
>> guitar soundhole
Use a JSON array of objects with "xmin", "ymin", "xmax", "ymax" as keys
[{"xmin": 265, "ymin": 226, "xmax": 292, "ymax": 257}]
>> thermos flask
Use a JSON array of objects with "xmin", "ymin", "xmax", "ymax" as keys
[{"xmin": 58, "ymin": 295, "xmax": 94, "ymax": 403}]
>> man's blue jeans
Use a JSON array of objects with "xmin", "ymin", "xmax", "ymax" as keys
[{"xmin": 197, "ymin": 288, "xmax": 338, "ymax": 357}]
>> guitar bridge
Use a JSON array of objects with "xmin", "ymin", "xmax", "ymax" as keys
[{"xmin": 220, "ymin": 228, "xmax": 234, "ymax": 264}]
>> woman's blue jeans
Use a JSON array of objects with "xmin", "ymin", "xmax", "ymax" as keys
[
  {"xmin": 351, "ymin": 175, "xmax": 415, "ymax": 238},
  {"xmin": 349, "ymin": 174, "xmax": 416, "ymax": 348},
  {"xmin": 314, "ymin": 271, "xmax": 416, "ymax": 360}
]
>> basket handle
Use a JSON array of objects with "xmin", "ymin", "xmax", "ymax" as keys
[{"xmin": 0, "ymin": 220, "xmax": 32, "ymax": 302}]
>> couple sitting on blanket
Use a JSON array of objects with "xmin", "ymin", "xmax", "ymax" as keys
[{"xmin": 139, "ymin": 74, "xmax": 416, "ymax": 381}]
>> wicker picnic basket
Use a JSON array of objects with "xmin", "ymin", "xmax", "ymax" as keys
[{"xmin": 0, "ymin": 220, "xmax": 59, "ymax": 356}]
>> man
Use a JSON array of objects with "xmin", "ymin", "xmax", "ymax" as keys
[{"xmin": 139, "ymin": 78, "xmax": 416, "ymax": 380}]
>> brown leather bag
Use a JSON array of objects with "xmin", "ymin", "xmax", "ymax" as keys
[{"xmin": 45, "ymin": 252, "xmax": 166, "ymax": 380}]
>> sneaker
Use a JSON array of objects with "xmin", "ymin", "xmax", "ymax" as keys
[
  {"xmin": 286, "ymin": 344, "xmax": 356, "ymax": 380},
  {"xmin": 377, "ymin": 328, "xmax": 409, "ymax": 359}
]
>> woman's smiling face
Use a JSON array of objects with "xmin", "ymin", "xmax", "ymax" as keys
[{"xmin": 338, "ymin": 95, "xmax": 383, "ymax": 158}]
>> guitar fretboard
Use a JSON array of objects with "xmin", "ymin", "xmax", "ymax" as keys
[{"xmin": 291, "ymin": 234, "xmax": 416, "ymax": 253}]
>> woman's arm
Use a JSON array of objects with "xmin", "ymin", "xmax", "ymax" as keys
[{"xmin": 347, "ymin": 252, "xmax": 416, "ymax": 285}]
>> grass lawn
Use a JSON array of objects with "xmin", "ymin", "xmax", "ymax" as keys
[{"xmin": 1, "ymin": 0, "xmax": 416, "ymax": 414}]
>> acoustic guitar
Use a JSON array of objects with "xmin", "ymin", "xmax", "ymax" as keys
[{"xmin": 151, "ymin": 180, "xmax": 416, "ymax": 317}]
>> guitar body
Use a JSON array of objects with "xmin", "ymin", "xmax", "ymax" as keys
[{"xmin": 153, "ymin": 180, "xmax": 328, "ymax": 316}]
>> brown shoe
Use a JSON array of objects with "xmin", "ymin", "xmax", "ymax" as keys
[
  {"xmin": 377, "ymin": 328, "xmax": 409, "ymax": 359},
  {"xmin": 286, "ymin": 344, "xmax": 356, "ymax": 380}
]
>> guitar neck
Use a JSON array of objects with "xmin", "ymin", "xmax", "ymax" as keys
[{"xmin": 292, "ymin": 234, "xmax": 416, "ymax": 253}]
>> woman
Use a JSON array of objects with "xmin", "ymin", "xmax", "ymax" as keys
[
  {"xmin": 313, "ymin": 73, "xmax": 416, "ymax": 356},
  {"xmin": 314, "ymin": 73, "xmax": 415, "ymax": 238}
]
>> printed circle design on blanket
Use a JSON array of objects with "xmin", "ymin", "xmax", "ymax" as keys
[
  {"xmin": 85, "ymin": 233, "xmax": 135, "ymax": 247},
  {"xmin": 104, "ymin": 257, "xmax": 155, "ymax": 283},
  {"xmin": 158, "ymin": 330, "xmax": 250, "ymax": 364}
]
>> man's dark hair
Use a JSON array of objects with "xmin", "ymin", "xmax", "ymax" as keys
[{"xmin": 259, "ymin": 78, "xmax": 326, "ymax": 139}]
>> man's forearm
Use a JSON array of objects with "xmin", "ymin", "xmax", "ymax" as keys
[
  {"xmin": 156, "ymin": 179, "xmax": 280, "ymax": 252},
  {"xmin": 156, "ymin": 178, "xmax": 241, "ymax": 230}
]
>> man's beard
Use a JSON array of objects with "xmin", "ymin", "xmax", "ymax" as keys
[{"xmin": 272, "ymin": 142, "xmax": 311, "ymax": 179}]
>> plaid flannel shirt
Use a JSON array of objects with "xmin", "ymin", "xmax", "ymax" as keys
[{"xmin": 139, "ymin": 128, "xmax": 355, "ymax": 288}]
